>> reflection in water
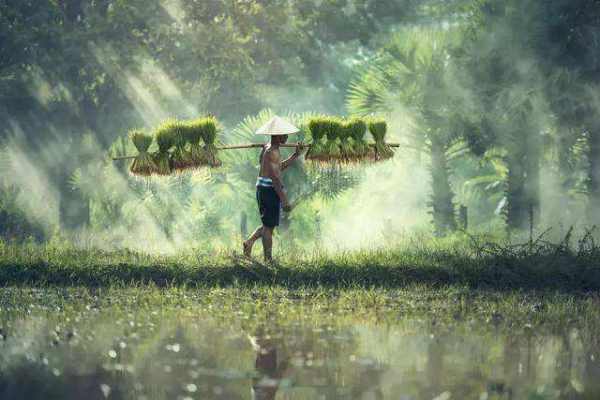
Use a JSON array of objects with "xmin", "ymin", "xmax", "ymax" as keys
[
  {"xmin": 0, "ymin": 300, "xmax": 600, "ymax": 399},
  {"xmin": 248, "ymin": 324, "xmax": 385, "ymax": 400},
  {"xmin": 249, "ymin": 327, "xmax": 290, "ymax": 400},
  {"xmin": 424, "ymin": 330, "xmax": 445, "ymax": 400}
]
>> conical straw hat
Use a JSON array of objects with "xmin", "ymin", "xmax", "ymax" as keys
[{"xmin": 256, "ymin": 116, "xmax": 300, "ymax": 136}]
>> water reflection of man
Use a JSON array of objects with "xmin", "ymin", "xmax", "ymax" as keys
[
  {"xmin": 248, "ymin": 332, "xmax": 290, "ymax": 400},
  {"xmin": 351, "ymin": 366, "xmax": 384, "ymax": 400}
]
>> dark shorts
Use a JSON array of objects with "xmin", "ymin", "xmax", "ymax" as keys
[{"xmin": 256, "ymin": 186, "xmax": 281, "ymax": 228}]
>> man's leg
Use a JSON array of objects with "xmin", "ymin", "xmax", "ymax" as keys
[
  {"xmin": 262, "ymin": 226, "xmax": 274, "ymax": 261},
  {"xmin": 243, "ymin": 226, "xmax": 263, "ymax": 257}
]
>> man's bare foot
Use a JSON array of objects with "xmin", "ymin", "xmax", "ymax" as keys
[{"xmin": 243, "ymin": 240, "xmax": 252, "ymax": 257}]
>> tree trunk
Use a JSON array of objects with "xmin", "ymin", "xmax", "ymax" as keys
[
  {"xmin": 505, "ymin": 126, "xmax": 541, "ymax": 232},
  {"xmin": 505, "ymin": 152, "xmax": 528, "ymax": 231},
  {"xmin": 556, "ymin": 130, "xmax": 576, "ymax": 225},
  {"xmin": 524, "ymin": 130, "xmax": 541, "ymax": 228},
  {"xmin": 60, "ymin": 0, "xmax": 84, "ymax": 25},
  {"xmin": 587, "ymin": 127, "xmax": 600, "ymax": 223},
  {"xmin": 430, "ymin": 138, "xmax": 456, "ymax": 235}
]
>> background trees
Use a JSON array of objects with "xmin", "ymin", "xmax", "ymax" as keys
[
  {"xmin": 0, "ymin": 0, "xmax": 420, "ymax": 234},
  {"xmin": 458, "ymin": 0, "xmax": 600, "ymax": 230},
  {"xmin": 2, "ymin": 0, "xmax": 600, "ymax": 245},
  {"xmin": 347, "ymin": 30, "xmax": 465, "ymax": 234}
]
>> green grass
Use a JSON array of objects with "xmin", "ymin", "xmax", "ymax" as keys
[{"xmin": 1, "ymin": 235, "xmax": 599, "ymax": 290}]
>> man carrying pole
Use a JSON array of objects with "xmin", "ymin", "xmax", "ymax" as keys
[{"xmin": 243, "ymin": 116, "xmax": 304, "ymax": 261}]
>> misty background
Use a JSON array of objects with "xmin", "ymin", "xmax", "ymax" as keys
[{"xmin": 1, "ymin": 0, "xmax": 599, "ymax": 253}]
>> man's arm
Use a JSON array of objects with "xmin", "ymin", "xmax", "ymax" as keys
[
  {"xmin": 280, "ymin": 153, "xmax": 298, "ymax": 171},
  {"xmin": 281, "ymin": 143, "xmax": 304, "ymax": 171},
  {"xmin": 267, "ymin": 150, "xmax": 290, "ymax": 209}
]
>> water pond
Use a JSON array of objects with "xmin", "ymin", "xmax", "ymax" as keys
[{"xmin": 0, "ymin": 288, "xmax": 598, "ymax": 399}]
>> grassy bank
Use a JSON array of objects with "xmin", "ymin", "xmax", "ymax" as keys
[{"xmin": 1, "ymin": 234, "xmax": 600, "ymax": 290}]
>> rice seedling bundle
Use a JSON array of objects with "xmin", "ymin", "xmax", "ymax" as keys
[
  {"xmin": 200, "ymin": 116, "xmax": 222, "ymax": 168},
  {"xmin": 338, "ymin": 121, "xmax": 356, "ymax": 163},
  {"xmin": 129, "ymin": 129, "xmax": 156, "ymax": 176},
  {"xmin": 306, "ymin": 116, "xmax": 393, "ymax": 164},
  {"xmin": 324, "ymin": 117, "xmax": 342, "ymax": 161},
  {"xmin": 121, "ymin": 115, "xmax": 394, "ymax": 175},
  {"xmin": 170, "ymin": 120, "xmax": 191, "ymax": 171},
  {"xmin": 306, "ymin": 117, "xmax": 329, "ymax": 162},
  {"xmin": 185, "ymin": 118, "xmax": 208, "ymax": 168},
  {"xmin": 153, "ymin": 119, "xmax": 176, "ymax": 175},
  {"xmin": 348, "ymin": 118, "xmax": 371, "ymax": 160},
  {"xmin": 368, "ymin": 118, "xmax": 394, "ymax": 160}
]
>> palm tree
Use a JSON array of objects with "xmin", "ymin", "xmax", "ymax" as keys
[{"xmin": 347, "ymin": 30, "xmax": 464, "ymax": 234}]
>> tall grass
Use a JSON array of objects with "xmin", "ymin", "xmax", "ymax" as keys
[{"xmin": 1, "ymin": 233, "xmax": 599, "ymax": 290}]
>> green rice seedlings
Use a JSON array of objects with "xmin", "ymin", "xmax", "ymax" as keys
[
  {"xmin": 348, "ymin": 118, "xmax": 370, "ymax": 161},
  {"xmin": 324, "ymin": 117, "xmax": 342, "ymax": 162},
  {"xmin": 200, "ymin": 116, "xmax": 222, "ymax": 168},
  {"xmin": 306, "ymin": 117, "xmax": 328, "ymax": 162},
  {"xmin": 368, "ymin": 118, "xmax": 394, "ymax": 160},
  {"xmin": 339, "ymin": 120, "xmax": 356, "ymax": 163},
  {"xmin": 153, "ymin": 119, "xmax": 176, "ymax": 175},
  {"xmin": 170, "ymin": 120, "xmax": 191, "ymax": 172},
  {"xmin": 129, "ymin": 129, "xmax": 156, "ymax": 176},
  {"xmin": 185, "ymin": 118, "xmax": 209, "ymax": 168}
]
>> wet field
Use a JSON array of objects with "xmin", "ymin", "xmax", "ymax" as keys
[{"xmin": 0, "ymin": 287, "xmax": 598, "ymax": 400}]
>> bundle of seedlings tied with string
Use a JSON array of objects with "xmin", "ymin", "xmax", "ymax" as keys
[
  {"xmin": 348, "ymin": 118, "xmax": 371, "ymax": 161},
  {"xmin": 200, "ymin": 116, "xmax": 222, "ymax": 167},
  {"xmin": 368, "ymin": 118, "xmax": 394, "ymax": 160},
  {"xmin": 324, "ymin": 117, "xmax": 342, "ymax": 162},
  {"xmin": 152, "ymin": 119, "xmax": 176, "ymax": 175},
  {"xmin": 170, "ymin": 119, "xmax": 192, "ymax": 172},
  {"xmin": 306, "ymin": 117, "xmax": 328, "ymax": 163},
  {"xmin": 184, "ymin": 118, "xmax": 208, "ymax": 168},
  {"xmin": 129, "ymin": 129, "xmax": 156, "ymax": 176},
  {"xmin": 338, "ymin": 120, "xmax": 357, "ymax": 163}
]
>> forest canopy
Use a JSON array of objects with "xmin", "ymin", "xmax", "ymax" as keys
[{"xmin": 1, "ymin": 0, "xmax": 599, "ymax": 250}]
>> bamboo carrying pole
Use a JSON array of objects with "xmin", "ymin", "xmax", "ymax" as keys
[{"xmin": 112, "ymin": 143, "xmax": 400, "ymax": 161}]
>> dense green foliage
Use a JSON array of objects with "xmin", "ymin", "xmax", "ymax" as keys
[
  {"xmin": 1, "ymin": 0, "xmax": 600, "ymax": 247},
  {"xmin": 0, "ymin": 0, "xmax": 421, "ymax": 238},
  {"xmin": 347, "ymin": 1, "xmax": 600, "ymax": 234}
]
